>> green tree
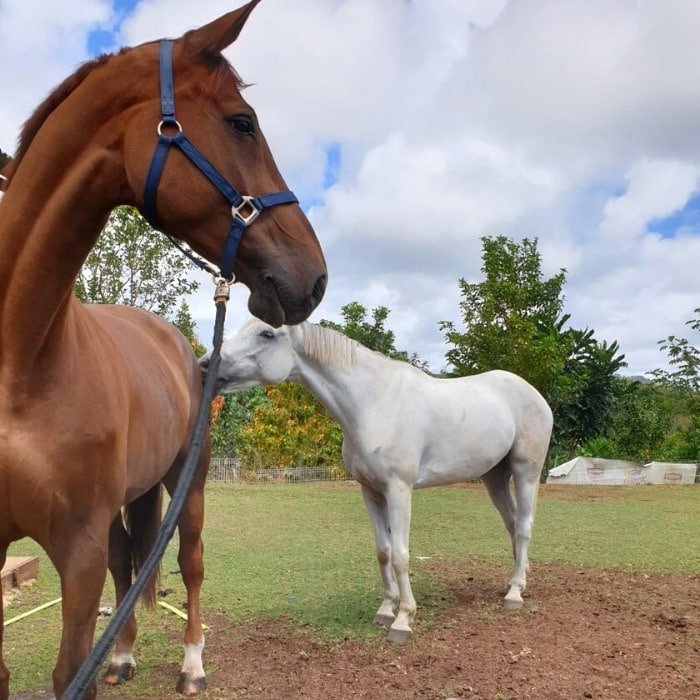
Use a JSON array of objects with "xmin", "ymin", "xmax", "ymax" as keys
[
  {"xmin": 650, "ymin": 308, "xmax": 700, "ymax": 463},
  {"xmin": 440, "ymin": 236, "xmax": 569, "ymax": 394},
  {"xmin": 550, "ymin": 330, "xmax": 627, "ymax": 456},
  {"xmin": 74, "ymin": 205, "xmax": 199, "ymax": 319},
  {"xmin": 441, "ymin": 236, "xmax": 627, "ymax": 463},
  {"xmin": 209, "ymin": 387, "xmax": 269, "ymax": 458},
  {"xmin": 652, "ymin": 308, "xmax": 700, "ymax": 393},
  {"xmin": 173, "ymin": 301, "xmax": 207, "ymax": 358},
  {"xmin": 236, "ymin": 383, "xmax": 344, "ymax": 472},
  {"xmin": 579, "ymin": 380, "xmax": 674, "ymax": 463}
]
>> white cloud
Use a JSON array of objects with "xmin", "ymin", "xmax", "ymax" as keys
[
  {"xmin": 0, "ymin": 0, "xmax": 112, "ymax": 152},
  {"xmin": 2, "ymin": 0, "xmax": 700, "ymax": 377}
]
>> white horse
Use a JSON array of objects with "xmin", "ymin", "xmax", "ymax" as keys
[{"xmin": 201, "ymin": 319, "xmax": 553, "ymax": 643}]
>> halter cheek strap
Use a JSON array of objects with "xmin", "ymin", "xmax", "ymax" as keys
[{"xmin": 143, "ymin": 40, "xmax": 298, "ymax": 280}]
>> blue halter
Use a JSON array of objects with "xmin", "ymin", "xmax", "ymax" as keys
[{"xmin": 142, "ymin": 40, "xmax": 298, "ymax": 280}]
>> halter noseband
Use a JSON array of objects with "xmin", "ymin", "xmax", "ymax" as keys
[{"xmin": 143, "ymin": 40, "xmax": 298, "ymax": 280}]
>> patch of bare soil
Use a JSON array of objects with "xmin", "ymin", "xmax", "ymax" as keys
[
  {"xmin": 124, "ymin": 560, "xmax": 697, "ymax": 700},
  {"xmin": 14, "ymin": 561, "xmax": 698, "ymax": 700}
]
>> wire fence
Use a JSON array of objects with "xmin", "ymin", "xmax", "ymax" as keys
[
  {"xmin": 207, "ymin": 457, "xmax": 352, "ymax": 484},
  {"xmin": 208, "ymin": 458, "xmax": 699, "ymax": 485}
]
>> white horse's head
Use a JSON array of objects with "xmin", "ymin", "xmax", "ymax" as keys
[{"xmin": 200, "ymin": 318, "xmax": 296, "ymax": 393}]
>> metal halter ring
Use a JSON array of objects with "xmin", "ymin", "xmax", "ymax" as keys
[
  {"xmin": 232, "ymin": 196, "xmax": 261, "ymax": 226},
  {"xmin": 157, "ymin": 119, "xmax": 183, "ymax": 136}
]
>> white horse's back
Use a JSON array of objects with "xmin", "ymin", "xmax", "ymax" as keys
[{"xmin": 332, "ymin": 362, "xmax": 551, "ymax": 489}]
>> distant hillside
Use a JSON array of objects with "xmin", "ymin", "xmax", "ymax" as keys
[{"xmin": 626, "ymin": 374, "xmax": 652, "ymax": 384}]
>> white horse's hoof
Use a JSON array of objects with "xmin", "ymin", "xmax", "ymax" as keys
[
  {"xmin": 503, "ymin": 586, "xmax": 524, "ymax": 610},
  {"xmin": 387, "ymin": 627, "xmax": 412, "ymax": 644},
  {"xmin": 373, "ymin": 613, "xmax": 396, "ymax": 629}
]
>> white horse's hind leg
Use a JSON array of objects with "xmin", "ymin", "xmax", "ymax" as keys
[
  {"xmin": 360, "ymin": 485, "xmax": 398, "ymax": 629},
  {"xmin": 481, "ymin": 460, "xmax": 517, "ymax": 557},
  {"xmin": 504, "ymin": 464, "xmax": 541, "ymax": 610}
]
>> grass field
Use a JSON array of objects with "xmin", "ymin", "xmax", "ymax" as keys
[{"xmin": 3, "ymin": 482, "xmax": 699, "ymax": 693}]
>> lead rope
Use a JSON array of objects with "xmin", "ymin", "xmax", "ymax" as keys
[{"xmin": 63, "ymin": 278, "xmax": 232, "ymax": 700}]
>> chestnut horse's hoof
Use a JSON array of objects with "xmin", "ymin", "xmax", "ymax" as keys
[
  {"xmin": 373, "ymin": 613, "xmax": 396, "ymax": 629},
  {"xmin": 386, "ymin": 627, "xmax": 412, "ymax": 644},
  {"xmin": 177, "ymin": 671, "xmax": 206, "ymax": 696},
  {"xmin": 103, "ymin": 661, "xmax": 135, "ymax": 685}
]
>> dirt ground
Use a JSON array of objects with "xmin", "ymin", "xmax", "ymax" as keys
[{"xmin": 27, "ymin": 559, "xmax": 687, "ymax": 700}]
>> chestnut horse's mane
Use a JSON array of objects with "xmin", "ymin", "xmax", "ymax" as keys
[
  {"xmin": 3, "ymin": 43, "xmax": 244, "ymax": 186},
  {"xmin": 4, "ymin": 53, "xmax": 116, "ymax": 183}
]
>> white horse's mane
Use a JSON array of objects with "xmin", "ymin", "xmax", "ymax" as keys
[{"xmin": 298, "ymin": 322, "xmax": 357, "ymax": 369}]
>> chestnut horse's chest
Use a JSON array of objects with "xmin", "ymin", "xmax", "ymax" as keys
[{"xmin": 0, "ymin": 308, "xmax": 198, "ymax": 524}]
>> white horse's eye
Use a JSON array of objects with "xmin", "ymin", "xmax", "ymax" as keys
[{"xmin": 260, "ymin": 329, "xmax": 274, "ymax": 340}]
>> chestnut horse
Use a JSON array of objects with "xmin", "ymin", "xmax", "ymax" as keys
[{"xmin": 0, "ymin": 2, "xmax": 326, "ymax": 698}]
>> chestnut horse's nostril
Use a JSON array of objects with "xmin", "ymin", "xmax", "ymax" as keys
[{"xmin": 311, "ymin": 274, "xmax": 327, "ymax": 306}]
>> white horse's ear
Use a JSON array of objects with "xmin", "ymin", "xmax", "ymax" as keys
[{"xmin": 183, "ymin": 0, "xmax": 261, "ymax": 56}]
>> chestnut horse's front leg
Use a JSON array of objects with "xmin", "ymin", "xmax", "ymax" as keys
[
  {"xmin": 174, "ymin": 501, "xmax": 206, "ymax": 695},
  {"xmin": 165, "ymin": 454, "xmax": 209, "ymax": 697},
  {"xmin": 51, "ymin": 526, "xmax": 109, "ymax": 700},
  {"xmin": 0, "ymin": 547, "xmax": 9, "ymax": 700}
]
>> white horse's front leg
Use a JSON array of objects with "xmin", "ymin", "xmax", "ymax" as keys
[
  {"xmin": 384, "ymin": 481, "xmax": 416, "ymax": 644},
  {"xmin": 360, "ymin": 485, "xmax": 398, "ymax": 629}
]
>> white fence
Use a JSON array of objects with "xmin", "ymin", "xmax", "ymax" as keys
[{"xmin": 207, "ymin": 458, "xmax": 351, "ymax": 484}]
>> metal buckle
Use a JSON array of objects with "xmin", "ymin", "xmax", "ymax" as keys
[
  {"xmin": 232, "ymin": 196, "xmax": 260, "ymax": 226},
  {"xmin": 213, "ymin": 274, "xmax": 235, "ymax": 302}
]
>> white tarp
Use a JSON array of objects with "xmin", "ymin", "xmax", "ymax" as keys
[
  {"xmin": 546, "ymin": 457, "xmax": 697, "ymax": 485},
  {"xmin": 643, "ymin": 461, "xmax": 697, "ymax": 485}
]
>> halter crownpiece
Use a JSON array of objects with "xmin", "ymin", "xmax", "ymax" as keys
[{"xmin": 143, "ymin": 40, "xmax": 298, "ymax": 280}]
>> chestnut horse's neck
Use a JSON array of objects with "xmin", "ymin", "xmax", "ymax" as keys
[{"xmin": 0, "ymin": 51, "xmax": 145, "ymax": 388}]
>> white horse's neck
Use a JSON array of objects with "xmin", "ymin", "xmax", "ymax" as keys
[{"xmin": 287, "ymin": 324, "xmax": 391, "ymax": 433}]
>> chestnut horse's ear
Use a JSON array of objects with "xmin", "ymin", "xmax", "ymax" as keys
[{"xmin": 183, "ymin": 0, "xmax": 262, "ymax": 56}]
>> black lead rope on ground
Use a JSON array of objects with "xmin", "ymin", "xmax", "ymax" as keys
[{"xmin": 64, "ymin": 296, "xmax": 228, "ymax": 700}]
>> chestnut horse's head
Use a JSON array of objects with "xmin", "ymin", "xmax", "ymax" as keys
[{"xmin": 121, "ymin": 1, "xmax": 326, "ymax": 326}]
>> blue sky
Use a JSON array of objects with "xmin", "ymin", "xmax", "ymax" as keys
[
  {"xmin": 87, "ymin": 0, "xmax": 138, "ymax": 54},
  {"xmin": 649, "ymin": 193, "xmax": 700, "ymax": 239},
  {"xmin": 2, "ymin": 0, "xmax": 699, "ymax": 375}
]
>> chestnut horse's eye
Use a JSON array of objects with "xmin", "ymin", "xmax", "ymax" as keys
[{"xmin": 229, "ymin": 115, "xmax": 255, "ymax": 136}]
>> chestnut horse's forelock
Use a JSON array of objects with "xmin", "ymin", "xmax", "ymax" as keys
[{"xmin": 189, "ymin": 45, "xmax": 249, "ymax": 98}]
